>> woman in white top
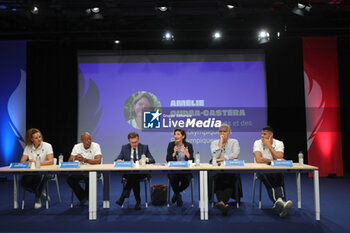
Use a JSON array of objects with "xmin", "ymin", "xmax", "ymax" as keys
[{"xmin": 20, "ymin": 128, "xmax": 54, "ymax": 209}]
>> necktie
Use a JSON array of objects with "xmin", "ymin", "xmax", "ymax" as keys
[{"xmin": 133, "ymin": 149, "xmax": 136, "ymax": 162}]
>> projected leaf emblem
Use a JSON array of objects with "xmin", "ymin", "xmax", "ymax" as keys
[
  {"xmin": 7, "ymin": 69, "xmax": 26, "ymax": 149},
  {"xmin": 304, "ymin": 71, "xmax": 325, "ymax": 150},
  {"xmin": 78, "ymin": 69, "xmax": 103, "ymax": 139}
]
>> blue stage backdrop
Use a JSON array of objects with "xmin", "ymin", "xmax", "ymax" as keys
[
  {"xmin": 78, "ymin": 51, "xmax": 267, "ymax": 163},
  {"xmin": 0, "ymin": 41, "xmax": 26, "ymax": 166}
]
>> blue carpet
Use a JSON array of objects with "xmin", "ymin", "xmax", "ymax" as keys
[{"xmin": 0, "ymin": 173, "xmax": 349, "ymax": 233}]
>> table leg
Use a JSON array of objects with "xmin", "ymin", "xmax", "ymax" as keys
[
  {"xmin": 89, "ymin": 171, "xmax": 97, "ymax": 220},
  {"xmin": 199, "ymin": 171, "xmax": 209, "ymax": 220},
  {"xmin": 103, "ymin": 172, "xmax": 110, "ymax": 209},
  {"xmin": 13, "ymin": 174, "xmax": 18, "ymax": 209},
  {"xmin": 296, "ymin": 172, "xmax": 301, "ymax": 208},
  {"xmin": 203, "ymin": 171, "xmax": 208, "ymax": 220},
  {"xmin": 313, "ymin": 170, "xmax": 320, "ymax": 220},
  {"xmin": 199, "ymin": 171, "xmax": 204, "ymax": 220}
]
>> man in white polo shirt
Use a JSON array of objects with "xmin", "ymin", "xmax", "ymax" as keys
[
  {"xmin": 66, "ymin": 132, "xmax": 102, "ymax": 206},
  {"xmin": 253, "ymin": 126, "xmax": 293, "ymax": 218}
]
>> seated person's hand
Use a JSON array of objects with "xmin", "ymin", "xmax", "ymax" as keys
[{"xmin": 76, "ymin": 154, "xmax": 85, "ymax": 162}]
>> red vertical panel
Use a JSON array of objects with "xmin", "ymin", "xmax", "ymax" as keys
[{"xmin": 303, "ymin": 37, "xmax": 343, "ymax": 177}]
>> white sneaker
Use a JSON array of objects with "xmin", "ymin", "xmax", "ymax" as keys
[
  {"xmin": 34, "ymin": 198, "xmax": 42, "ymax": 209},
  {"xmin": 280, "ymin": 200, "xmax": 293, "ymax": 218},
  {"xmin": 272, "ymin": 198, "xmax": 284, "ymax": 213}
]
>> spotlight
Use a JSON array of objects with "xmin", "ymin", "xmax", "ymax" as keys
[
  {"xmin": 226, "ymin": 1, "xmax": 237, "ymax": 9},
  {"xmin": 31, "ymin": 5, "xmax": 39, "ymax": 14},
  {"xmin": 157, "ymin": 6, "xmax": 168, "ymax": 11},
  {"xmin": 156, "ymin": 2, "xmax": 169, "ymax": 12},
  {"xmin": 162, "ymin": 31, "xmax": 174, "ymax": 41},
  {"xmin": 91, "ymin": 7, "xmax": 100, "ymax": 13},
  {"xmin": 86, "ymin": 6, "xmax": 103, "ymax": 19},
  {"xmin": 258, "ymin": 30, "xmax": 269, "ymax": 38},
  {"xmin": 213, "ymin": 31, "xmax": 222, "ymax": 40},
  {"xmin": 292, "ymin": 1, "xmax": 312, "ymax": 16},
  {"xmin": 113, "ymin": 40, "xmax": 121, "ymax": 49},
  {"xmin": 258, "ymin": 30, "xmax": 270, "ymax": 44}
]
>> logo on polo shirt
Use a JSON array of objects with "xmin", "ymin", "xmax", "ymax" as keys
[{"xmin": 143, "ymin": 110, "xmax": 162, "ymax": 129}]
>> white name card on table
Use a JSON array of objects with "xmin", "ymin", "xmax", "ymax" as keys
[
  {"xmin": 271, "ymin": 160, "xmax": 293, "ymax": 167},
  {"xmin": 114, "ymin": 161, "xmax": 133, "ymax": 168},
  {"xmin": 224, "ymin": 160, "xmax": 245, "ymax": 167},
  {"xmin": 169, "ymin": 161, "xmax": 189, "ymax": 168},
  {"xmin": 10, "ymin": 163, "xmax": 30, "ymax": 169},
  {"xmin": 59, "ymin": 162, "xmax": 79, "ymax": 169}
]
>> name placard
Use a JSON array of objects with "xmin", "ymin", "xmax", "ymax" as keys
[
  {"xmin": 10, "ymin": 163, "xmax": 30, "ymax": 169},
  {"xmin": 271, "ymin": 160, "xmax": 293, "ymax": 167},
  {"xmin": 59, "ymin": 162, "xmax": 80, "ymax": 169},
  {"xmin": 169, "ymin": 161, "xmax": 189, "ymax": 168},
  {"xmin": 224, "ymin": 160, "xmax": 245, "ymax": 167},
  {"xmin": 114, "ymin": 161, "xmax": 133, "ymax": 168}
]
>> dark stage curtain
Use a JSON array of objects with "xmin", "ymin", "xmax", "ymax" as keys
[
  {"xmin": 26, "ymin": 41, "xmax": 78, "ymax": 161},
  {"xmin": 264, "ymin": 38, "xmax": 308, "ymax": 163}
]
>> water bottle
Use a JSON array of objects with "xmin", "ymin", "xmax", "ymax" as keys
[
  {"xmin": 212, "ymin": 151, "xmax": 217, "ymax": 167},
  {"xmin": 141, "ymin": 154, "xmax": 146, "ymax": 167},
  {"xmin": 195, "ymin": 152, "xmax": 200, "ymax": 167},
  {"xmin": 58, "ymin": 153, "xmax": 64, "ymax": 164},
  {"xmin": 35, "ymin": 154, "xmax": 41, "ymax": 169},
  {"xmin": 298, "ymin": 151, "xmax": 304, "ymax": 166}
]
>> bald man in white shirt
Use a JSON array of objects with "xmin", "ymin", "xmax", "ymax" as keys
[{"xmin": 66, "ymin": 132, "xmax": 102, "ymax": 206}]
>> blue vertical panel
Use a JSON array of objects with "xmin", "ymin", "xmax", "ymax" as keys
[{"xmin": 0, "ymin": 41, "xmax": 26, "ymax": 166}]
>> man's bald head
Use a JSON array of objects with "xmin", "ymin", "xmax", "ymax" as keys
[{"xmin": 81, "ymin": 132, "xmax": 92, "ymax": 149}]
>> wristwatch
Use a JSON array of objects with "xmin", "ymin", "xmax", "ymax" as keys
[{"xmin": 85, "ymin": 158, "xmax": 88, "ymax": 163}]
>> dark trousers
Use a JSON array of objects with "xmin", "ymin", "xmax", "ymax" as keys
[
  {"xmin": 258, "ymin": 173, "xmax": 285, "ymax": 203},
  {"xmin": 67, "ymin": 174, "xmax": 89, "ymax": 202},
  {"xmin": 21, "ymin": 174, "xmax": 46, "ymax": 198},
  {"xmin": 214, "ymin": 173, "xmax": 240, "ymax": 204},
  {"xmin": 120, "ymin": 174, "xmax": 147, "ymax": 203},
  {"xmin": 168, "ymin": 173, "xmax": 192, "ymax": 194}
]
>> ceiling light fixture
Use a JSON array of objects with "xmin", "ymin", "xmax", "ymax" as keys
[
  {"xmin": 292, "ymin": 1, "xmax": 312, "ymax": 16},
  {"xmin": 213, "ymin": 31, "xmax": 222, "ymax": 40},
  {"xmin": 258, "ymin": 30, "xmax": 270, "ymax": 44},
  {"xmin": 86, "ymin": 5, "xmax": 103, "ymax": 19},
  {"xmin": 31, "ymin": 5, "xmax": 39, "ymax": 14},
  {"xmin": 156, "ymin": 1, "xmax": 169, "ymax": 12},
  {"xmin": 162, "ymin": 31, "xmax": 174, "ymax": 41},
  {"xmin": 91, "ymin": 7, "xmax": 100, "ymax": 13},
  {"xmin": 226, "ymin": 1, "xmax": 237, "ymax": 9}
]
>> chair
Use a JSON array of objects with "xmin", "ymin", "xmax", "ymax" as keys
[
  {"xmin": 70, "ymin": 158, "xmax": 104, "ymax": 208},
  {"xmin": 46, "ymin": 158, "xmax": 62, "ymax": 204},
  {"xmin": 21, "ymin": 158, "xmax": 61, "ymax": 209},
  {"xmin": 252, "ymin": 172, "xmax": 286, "ymax": 208},
  {"xmin": 210, "ymin": 173, "xmax": 241, "ymax": 208},
  {"xmin": 121, "ymin": 175, "xmax": 152, "ymax": 208},
  {"xmin": 70, "ymin": 173, "xmax": 104, "ymax": 208},
  {"xmin": 167, "ymin": 176, "xmax": 194, "ymax": 207}
]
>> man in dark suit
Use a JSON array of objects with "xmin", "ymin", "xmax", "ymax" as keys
[{"xmin": 115, "ymin": 131, "xmax": 155, "ymax": 210}]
